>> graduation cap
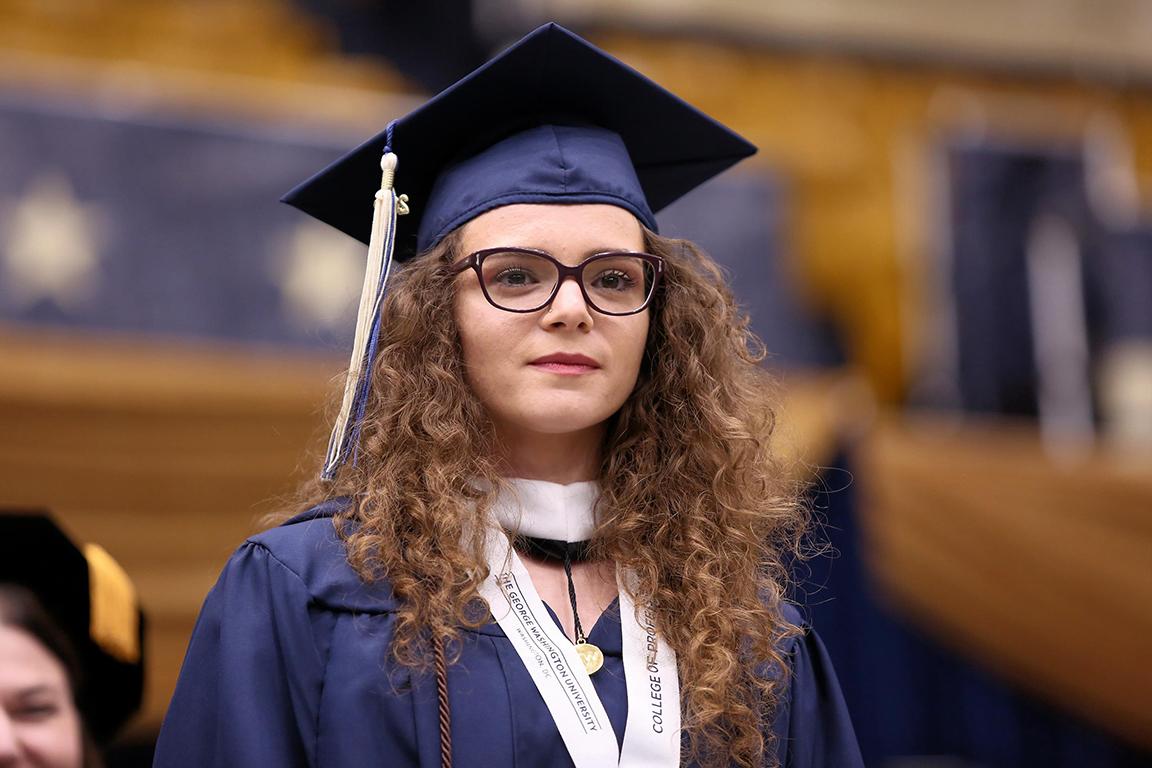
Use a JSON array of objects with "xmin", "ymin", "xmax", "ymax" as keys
[
  {"xmin": 282, "ymin": 22, "xmax": 757, "ymax": 479},
  {"xmin": 0, "ymin": 512, "xmax": 145, "ymax": 744}
]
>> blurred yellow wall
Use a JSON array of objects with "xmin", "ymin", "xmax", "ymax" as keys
[{"xmin": 594, "ymin": 31, "xmax": 1152, "ymax": 402}]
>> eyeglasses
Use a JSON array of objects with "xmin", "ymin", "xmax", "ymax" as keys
[{"xmin": 448, "ymin": 247, "xmax": 664, "ymax": 316}]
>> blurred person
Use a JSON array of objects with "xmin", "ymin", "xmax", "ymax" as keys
[
  {"xmin": 0, "ymin": 586, "xmax": 89, "ymax": 768},
  {"xmin": 0, "ymin": 514, "xmax": 145, "ymax": 768},
  {"xmin": 155, "ymin": 24, "xmax": 863, "ymax": 768}
]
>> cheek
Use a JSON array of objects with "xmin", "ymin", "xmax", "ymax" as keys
[
  {"xmin": 622, "ymin": 314, "xmax": 651, "ymax": 374},
  {"xmin": 600, "ymin": 315, "xmax": 651, "ymax": 407},
  {"xmin": 21, "ymin": 709, "xmax": 83, "ymax": 767},
  {"xmin": 454, "ymin": 295, "xmax": 517, "ymax": 382},
  {"xmin": 453, "ymin": 289, "xmax": 487, "ymax": 366}
]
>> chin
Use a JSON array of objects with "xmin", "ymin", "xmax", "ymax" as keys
[
  {"xmin": 505, "ymin": 401, "xmax": 620, "ymax": 437},
  {"xmin": 526, "ymin": 415, "xmax": 613, "ymax": 437}
]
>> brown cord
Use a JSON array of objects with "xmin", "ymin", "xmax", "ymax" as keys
[{"xmin": 433, "ymin": 633, "xmax": 453, "ymax": 768}]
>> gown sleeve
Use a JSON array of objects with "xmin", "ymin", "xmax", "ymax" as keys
[
  {"xmin": 771, "ymin": 621, "xmax": 865, "ymax": 768},
  {"xmin": 153, "ymin": 541, "xmax": 333, "ymax": 768}
]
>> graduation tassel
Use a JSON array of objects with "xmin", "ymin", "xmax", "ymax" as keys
[{"xmin": 321, "ymin": 147, "xmax": 408, "ymax": 480}]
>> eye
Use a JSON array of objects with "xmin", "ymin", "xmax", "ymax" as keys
[
  {"xmin": 12, "ymin": 703, "xmax": 61, "ymax": 722},
  {"xmin": 492, "ymin": 266, "xmax": 540, "ymax": 288},
  {"xmin": 590, "ymin": 268, "xmax": 638, "ymax": 292}
]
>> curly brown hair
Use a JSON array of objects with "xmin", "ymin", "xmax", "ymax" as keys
[{"xmin": 305, "ymin": 227, "xmax": 809, "ymax": 768}]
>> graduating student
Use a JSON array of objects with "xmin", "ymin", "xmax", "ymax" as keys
[{"xmin": 154, "ymin": 24, "xmax": 863, "ymax": 768}]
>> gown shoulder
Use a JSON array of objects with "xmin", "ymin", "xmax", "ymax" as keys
[
  {"xmin": 772, "ymin": 603, "xmax": 866, "ymax": 767},
  {"xmin": 245, "ymin": 498, "xmax": 398, "ymax": 614},
  {"xmin": 153, "ymin": 501, "xmax": 409, "ymax": 767}
]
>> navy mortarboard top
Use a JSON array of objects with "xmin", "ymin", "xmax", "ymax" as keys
[
  {"xmin": 0, "ymin": 512, "xmax": 145, "ymax": 743},
  {"xmin": 281, "ymin": 22, "xmax": 757, "ymax": 479},
  {"xmin": 283, "ymin": 22, "xmax": 756, "ymax": 257}
]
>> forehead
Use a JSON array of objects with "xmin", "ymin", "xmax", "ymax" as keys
[
  {"xmin": 458, "ymin": 203, "xmax": 645, "ymax": 256},
  {"xmin": 0, "ymin": 624, "xmax": 71, "ymax": 695}
]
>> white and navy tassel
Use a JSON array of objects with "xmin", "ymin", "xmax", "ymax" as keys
[{"xmin": 321, "ymin": 147, "xmax": 408, "ymax": 480}]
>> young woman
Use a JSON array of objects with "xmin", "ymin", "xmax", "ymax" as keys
[{"xmin": 155, "ymin": 24, "xmax": 863, "ymax": 768}]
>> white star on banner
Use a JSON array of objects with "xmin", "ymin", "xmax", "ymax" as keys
[
  {"xmin": 0, "ymin": 171, "xmax": 104, "ymax": 311},
  {"xmin": 274, "ymin": 220, "xmax": 366, "ymax": 332}
]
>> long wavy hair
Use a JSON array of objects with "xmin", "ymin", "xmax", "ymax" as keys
[{"xmin": 305, "ymin": 226, "xmax": 809, "ymax": 768}]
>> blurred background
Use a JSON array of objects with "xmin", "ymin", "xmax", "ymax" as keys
[{"xmin": 1, "ymin": 1, "xmax": 1150, "ymax": 765}]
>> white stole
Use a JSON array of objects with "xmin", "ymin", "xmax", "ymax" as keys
[{"xmin": 478, "ymin": 479, "xmax": 681, "ymax": 767}]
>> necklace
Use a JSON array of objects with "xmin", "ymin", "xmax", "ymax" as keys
[
  {"xmin": 492, "ymin": 479, "xmax": 604, "ymax": 673},
  {"xmin": 513, "ymin": 535, "xmax": 604, "ymax": 674}
]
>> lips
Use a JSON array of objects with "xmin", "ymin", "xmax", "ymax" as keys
[{"xmin": 529, "ymin": 353, "xmax": 601, "ymax": 373}]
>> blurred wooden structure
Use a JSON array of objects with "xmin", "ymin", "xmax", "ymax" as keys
[
  {"xmin": 0, "ymin": 328, "xmax": 336, "ymax": 731},
  {"xmin": 861, "ymin": 415, "xmax": 1152, "ymax": 750}
]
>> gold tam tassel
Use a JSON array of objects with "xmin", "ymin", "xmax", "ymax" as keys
[{"xmin": 84, "ymin": 543, "xmax": 140, "ymax": 664}]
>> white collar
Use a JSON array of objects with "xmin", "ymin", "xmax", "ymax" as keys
[{"xmin": 491, "ymin": 478, "xmax": 599, "ymax": 542}]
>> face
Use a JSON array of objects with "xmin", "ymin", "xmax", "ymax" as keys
[
  {"xmin": 0, "ymin": 625, "xmax": 83, "ymax": 768},
  {"xmin": 454, "ymin": 204, "xmax": 650, "ymax": 452}
]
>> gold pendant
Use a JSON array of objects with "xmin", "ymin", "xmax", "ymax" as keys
[{"xmin": 575, "ymin": 640, "xmax": 604, "ymax": 675}]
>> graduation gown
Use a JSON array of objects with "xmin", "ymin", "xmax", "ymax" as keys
[{"xmin": 154, "ymin": 503, "xmax": 863, "ymax": 767}]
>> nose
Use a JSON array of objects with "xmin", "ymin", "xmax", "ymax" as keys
[
  {"xmin": 0, "ymin": 709, "xmax": 18, "ymax": 764},
  {"xmin": 540, "ymin": 275, "xmax": 594, "ymax": 330}
]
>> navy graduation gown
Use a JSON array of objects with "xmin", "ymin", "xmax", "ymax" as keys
[{"xmin": 154, "ymin": 506, "xmax": 863, "ymax": 767}]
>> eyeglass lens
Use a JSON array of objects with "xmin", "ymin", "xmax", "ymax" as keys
[{"xmin": 479, "ymin": 251, "xmax": 655, "ymax": 313}]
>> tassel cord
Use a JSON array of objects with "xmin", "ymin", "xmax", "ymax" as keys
[{"xmin": 433, "ymin": 633, "xmax": 453, "ymax": 768}]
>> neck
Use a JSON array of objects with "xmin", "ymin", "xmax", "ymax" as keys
[
  {"xmin": 495, "ymin": 423, "xmax": 604, "ymax": 484},
  {"xmin": 494, "ymin": 477, "xmax": 600, "ymax": 542}
]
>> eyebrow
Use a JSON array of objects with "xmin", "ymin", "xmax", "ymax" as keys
[
  {"xmin": 496, "ymin": 246, "xmax": 647, "ymax": 258},
  {"xmin": 15, "ymin": 684, "xmax": 63, "ymax": 700}
]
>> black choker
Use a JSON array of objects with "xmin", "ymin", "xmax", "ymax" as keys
[
  {"xmin": 513, "ymin": 535, "xmax": 592, "ymax": 564},
  {"xmin": 512, "ymin": 535, "xmax": 603, "ymax": 674}
]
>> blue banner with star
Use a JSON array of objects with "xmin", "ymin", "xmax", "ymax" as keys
[{"xmin": 0, "ymin": 95, "xmax": 359, "ymax": 349}]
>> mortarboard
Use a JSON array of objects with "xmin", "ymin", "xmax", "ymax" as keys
[
  {"xmin": 282, "ymin": 22, "xmax": 757, "ymax": 479},
  {"xmin": 0, "ymin": 512, "xmax": 145, "ymax": 744}
]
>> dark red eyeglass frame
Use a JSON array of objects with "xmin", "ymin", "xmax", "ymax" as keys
[{"xmin": 447, "ymin": 247, "xmax": 665, "ymax": 316}]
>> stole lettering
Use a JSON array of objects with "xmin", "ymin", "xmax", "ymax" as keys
[
  {"xmin": 500, "ymin": 571, "xmax": 600, "ymax": 733},
  {"xmin": 642, "ymin": 607, "xmax": 665, "ymax": 733}
]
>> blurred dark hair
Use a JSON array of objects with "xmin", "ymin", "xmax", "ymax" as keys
[{"xmin": 0, "ymin": 584, "xmax": 105, "ymax": 768}]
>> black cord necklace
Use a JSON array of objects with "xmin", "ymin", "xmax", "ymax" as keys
[{"xmin": 513, "ymin": 534, "xmax": 604, "ymax": 674}]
